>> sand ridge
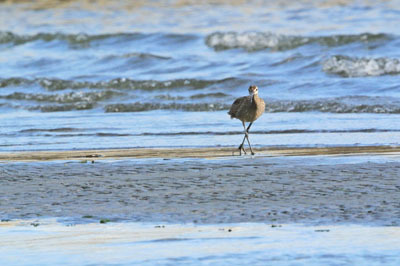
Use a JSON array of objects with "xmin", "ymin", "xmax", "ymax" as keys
[{"xmin": 2, "ymin": 145, "xmax": 400, "ymax": 162}]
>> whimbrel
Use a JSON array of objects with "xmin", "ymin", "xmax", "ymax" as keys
[{"xmin": 228, "ymin": 85, "xmax": 265, "ymax": 155}]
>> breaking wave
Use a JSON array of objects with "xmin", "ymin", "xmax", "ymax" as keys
[
  {"xmin": 267, "ymin": 97, "xmax": 400, "ymax": 114},
  {"xmin": 0, "ymin": 31, "xmax": 197, "ymax": 48},
  {"xmin": 205, "ymin": 32, "xmax": 389, "ymax": 51},
  {"xmin": 0, "ymin": 77, "xmax": 233, "ymax": 91},
  {"xmin": 323, "ymin": 55, "xmax": 400, "ymax": 77}
]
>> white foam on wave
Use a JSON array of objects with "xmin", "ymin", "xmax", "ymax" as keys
[
  {"xmin": 206, "ymin": 32, "xmax": 388, "ymax": 51},
  {"xmin": 206, "ymin": 32, "xmax": 308, "ymax": 51},
  {"xmin": 323, "ymin": 56, "xmax": 400, "ymax": 77}
]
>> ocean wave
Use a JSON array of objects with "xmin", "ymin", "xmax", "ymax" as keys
[
  {"xmin": 0, "ymin": 31, "xmax": 197, "ymax": 47},
  {"xmin": 103, "ymin": 97, "xmax": 400, "ymax": 114},
  {"xmin": 4, "ymin": 77, "xmax": 400, "ymax": 114},
  {"xmin": 0, "ymin": 77, "xmax": 234, "ymax": 91},
  {"xmin": 0, "ymin": 77, "xmax": 33, "ymax": 87},
  {"xmin": 205, "ymin": 32, "xmax": 389, "ymax": 51},
  {"xmin": 267, "ymin": 97, "xmax": 400, "ymax": 113},
  {"xmin": 0, "ymin": 90, "xmax": 119, "ymax": 103},
  {"xmin": 105, "ymin": 102, "xmax": 230, "ymax": 112},
  {"xmin": 0, "ymin": 31, "xmax": 120, "ymax": 46},
  {"xmin": 16, "ymin": 97, "xmax": 400, "ymax": 114},
  {"xmin": 323, "ymin": 55, "xmax": 400, "ymax": 77},
  {"xmin": 154, "ymin": 92, "xmax": 229, "ymax": 101},
  {"xmin": 30, "ymin": 103, "xmax": 94, "ymax": 112}
]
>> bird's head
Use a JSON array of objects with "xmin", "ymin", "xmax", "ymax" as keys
[{"xmin": 248, "ymin": 85, "xmax": 258, "ymax": 97}]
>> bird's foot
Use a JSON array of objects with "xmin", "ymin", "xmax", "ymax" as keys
[
  {"xmin": 249, "ymin": 148, "xmax": 255, "ymax": 156},
  {"xmin": 238, "ymin": 144, "xmax": 246, "ymax": 156}
]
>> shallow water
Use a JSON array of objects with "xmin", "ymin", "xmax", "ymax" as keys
[
  {"xmin": 2, "ymin": 1, "xmax": 400, "ymax": 151},
  {"xmin": 1, "ymin": 220, "xmax": 400, "ymax": 266}
]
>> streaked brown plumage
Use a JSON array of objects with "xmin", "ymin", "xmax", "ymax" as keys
[{"xmin": 228, "ymin": 85, "xmax": 265, "ymax": 155}]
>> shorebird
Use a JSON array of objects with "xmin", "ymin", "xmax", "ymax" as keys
[{"xmin": 228, "ymin": 85, "xmax": 265, "ymax": 155}]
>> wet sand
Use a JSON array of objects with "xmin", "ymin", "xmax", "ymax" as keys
[
  {"xmin": 1, "ymin": 153, "xmax": 399, "ymax": 225},
  {"xmin": 1, "ymin": 147, "xmax": 400, "ymax": 264},
  {"xmin": 2, "ymin": 145, "xmax": 400, "ymax": 161}
]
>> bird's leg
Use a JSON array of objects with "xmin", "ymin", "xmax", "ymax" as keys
[
  {"xmin": 245, "ymin": 122, "xmax": 255, "ymax": 155},
  {"xmin": 246, "ymin": 135, "xmax": 254, "ymax": 155},
  {"xmin": 245, "ymin": 122, "xmax": 253, "ymax": 133},
  {"xmin": 238, "ymin": 122, "xmax": 248, "ymax": 155},
  {"xmin": 238, "ymin": 140, "xmax": 246, "ymax": 155}
]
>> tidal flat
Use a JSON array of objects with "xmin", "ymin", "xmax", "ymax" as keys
[
  {"xmin": 1, "ymin": 150, "xmax": 400, "ymax": 225},
  {"xmin": 1, "ymin": 152, "xmax": 400, "ymax": 265}
]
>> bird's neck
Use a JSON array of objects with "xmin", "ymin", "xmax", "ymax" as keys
[{"xmin": 251, "ymin": 93, "xmax": 259, "ymax": 103}]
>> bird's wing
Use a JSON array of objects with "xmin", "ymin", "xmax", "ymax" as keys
[{"xmin": 228, "ymin": 96, "xmax": 247, "ymax": 117}]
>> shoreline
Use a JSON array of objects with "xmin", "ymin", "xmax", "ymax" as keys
[{"xmin": 2, "ymin": 145, "xmax": 400, "ymax": 162}]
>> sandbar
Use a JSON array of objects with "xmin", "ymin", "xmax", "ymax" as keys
[{"xmin": 2, "ymin": 145, "xmax": 400, "ymax": 162}]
